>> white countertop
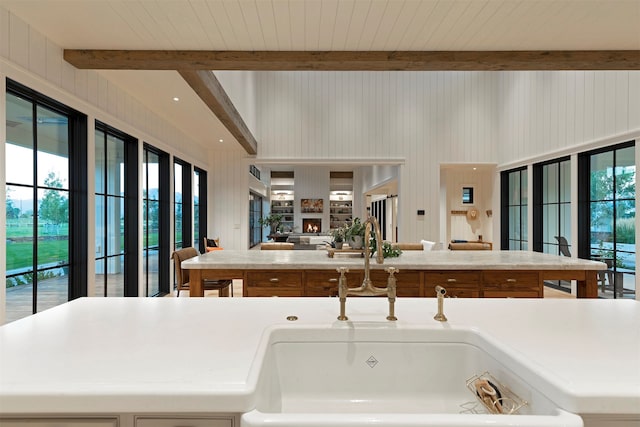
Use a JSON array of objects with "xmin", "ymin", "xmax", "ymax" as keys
[
  {"xmin": 182, "ymin": 249, "xmax": 606, "ymax": 271},
  {"xmin": 0, "ymin": 297, "xmax": 638, "ymax": 416}
]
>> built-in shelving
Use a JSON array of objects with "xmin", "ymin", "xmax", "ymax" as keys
[
  {"xmin": 329, "ymin": 171, "xmax": 354, "ymax": 230},
  {"xmin": 271, "ymin": 198, "xmax": 294, "ymax": 232},
  {"xmin": 271, "ymin": 171, "xmax": 295, "ymax": 232},
  {"xmin": 329, "ymin": 198, "xmax": 352, "ymax": 229}
]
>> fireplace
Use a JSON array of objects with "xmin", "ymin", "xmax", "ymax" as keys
[{"xmin": 302, "ymin": 218, "xmax": 322, "ymax": 234}]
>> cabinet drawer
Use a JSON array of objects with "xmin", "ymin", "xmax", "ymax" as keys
[
  {"xmin": 136, "ymin": 417, "xmax": 232, "ymax": 427},
  {"xmin": 304, "ymin": 270, "xmax": 360, "ymax": 297},
  {"xmin": 0, "ymin": 419, "xmax": 117, "ymax": 427},
  {"xmin": 246, "ymin": 287, "xmax": 303, "ymax": 297},
  {"xmin": 246, "ymin": 271, "xmax": 302, "ymax": 288},
  {"xmin": 370, "ymin": 270, "xmax": 421, "ymax": 297},
  {"xmin": 425, "ymin": 271, "xmax": 480, "ymax": 286},
  {"xmin": 482, "ymin": 271, "xmax": 540, "ymax": 289},
  {"xmin": 483, "ymin": 290, "xmax": 540, "ymax": 298},
  {"xmin": 444, "ymin": 287, "xmax": 481, "ymax": 298},
  {"xmin": 424, "ymin": 272, "xmax": 481, "ymax": 298}
]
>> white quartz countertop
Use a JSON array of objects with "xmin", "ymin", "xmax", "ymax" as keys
[
  {"xmin": 0, "ymin": 297, "xmax": 638, "ymax": 416},
  {"xmin": 182, "ymin": 249, "xmax": 606, "ymax": 270}
]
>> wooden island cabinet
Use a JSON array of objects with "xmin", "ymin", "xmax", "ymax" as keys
[{"xmin": 183, "ymin": 250, "xmax": 605, "ymax": 299}]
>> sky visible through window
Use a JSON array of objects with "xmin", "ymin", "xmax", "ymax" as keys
[{"xmin": 5, "ymin": 143, "xmax": 68, "ymax": 202}]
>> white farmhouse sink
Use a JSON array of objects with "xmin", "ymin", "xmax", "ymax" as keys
[{"xmin": 242, "ymin": 326, "xmax": 582, "ymax": 427}]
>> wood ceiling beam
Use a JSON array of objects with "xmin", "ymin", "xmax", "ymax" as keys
[
  {"xmin": 178, "ymin": 70, "xmax": 257, "ymax": 155},
  {"xmin": 65, "ymin": 50, "xmax": 640, "ymax": 71}
]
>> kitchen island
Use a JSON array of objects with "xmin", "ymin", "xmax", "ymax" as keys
[
  {"xmin": 0, "ymin": 297, "xmax": 638, "ymax": 426},
  {"xmin": 182, "ymin": 250, "xmax": 605, "ymax": 298}
]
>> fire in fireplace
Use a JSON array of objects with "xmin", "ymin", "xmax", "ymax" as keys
[{"xmin": 303, "ymin": 218, "xmax": 322, "ymax": 233}]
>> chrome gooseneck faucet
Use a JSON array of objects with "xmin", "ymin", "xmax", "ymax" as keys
[{"xmin": 337, "ymin": 215, "xmax": 398, "ymax": 321}]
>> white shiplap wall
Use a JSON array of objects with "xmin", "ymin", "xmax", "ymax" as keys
[
  {"xmin": 252, "ymin": 71, "xmax": 500, "ymax": 242},
  {"xmin": 208, "ymin": 150, "xmax": 251, "ymax": 250},
  {"xmin": 214, "ymin": 70, "xmax": 258, "ymax": 137},
  {"xmin": 498, "ymin": 71, "xmax": 640, "ymax": 165}
]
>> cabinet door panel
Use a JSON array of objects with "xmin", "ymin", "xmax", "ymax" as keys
[
  {"xmin": 369, "ymin": 270, "xmax": 421, "ymax": 297},
  {"xmin": 304, "ymin": 270, "xmax": 361, "ymax": 297}
]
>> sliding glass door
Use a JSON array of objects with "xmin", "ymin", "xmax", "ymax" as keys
[
  {"xmin": 94, "ymin": 122, "xmax": 138, "ymax": 297},
  {"xmin": 5, "ymin": 81, "xmax": 87, "ymax": 322},
  {"xmin": 143, "ymin": 144, "xmax": 170, "ymax": 296},
  {"xmin": 580, "ymin": 142, "xmax": 636, "ymax": 299}
]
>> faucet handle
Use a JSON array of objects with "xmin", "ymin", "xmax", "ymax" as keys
[{"xmin": 385, "ymin": 266, "xmax": 399, "ymax": 276}]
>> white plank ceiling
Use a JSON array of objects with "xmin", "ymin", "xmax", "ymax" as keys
[
  {"xmin": 2, "ymin": 0, "xmax": 639, "ymax": 50},
  {"xmin": 1, "ymin": 0, "xmax": 639, "ymax": 149}
]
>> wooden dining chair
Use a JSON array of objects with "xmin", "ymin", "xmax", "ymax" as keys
[
  {"xmin": 203, "ymin": 237, "xmax": 224, "ymax": 252},
  {"xmin": 171, "ymin": 247, "xmax": 233, "ymax": 297},
  {"xmin": 554, "ymin": 236, "xmax": 572, "ymax": 257},
  {"xmin": 555, "ymin": 235, "xmax": 610, "ymax": 292}
]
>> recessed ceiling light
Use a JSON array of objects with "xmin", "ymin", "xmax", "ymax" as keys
[
  {"xmin": 172, "ymin": 97, "xmax": 179, "ymax": 102},
  {"xmin": 473, "ymin": 167, "xmax": 477, "ymax": 170},
  {"xmin": 219, "ymin": 139, "xmax": 224, "ymax": 143}
]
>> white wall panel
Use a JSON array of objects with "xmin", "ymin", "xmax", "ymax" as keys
[
  {"xmin": 8, "ymin": 12, "xmax": 28, "ymax": 69},
  {"xmin": 27, "ymin": 27, "xmax": 46, "ymax": 78},
  {"xmin": 499, "ymin": 71, "xmax": 640, "ymax": 164},
  {"xmin": 209, "ymin": 150, "xmax": 250, "ymax": 250},
  {"xmin": 44, "ymin": 38, "xmax": 61, "ymax": 87},
  {"xmin": 631, "ymin": 73, "xmax": 640, "ymax": 126},
  {"xmin": 0, "ymin": 9, "xmax": 8, "ymax": 58},
  {"xmin": 214, "ymin": 71, "xmax": 258, "ymax": 137},
  {"xmin": 61, "ymin": 58, "xmax": 76, "ymax": 96}
]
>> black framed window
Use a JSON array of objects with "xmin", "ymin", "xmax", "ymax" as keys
[
  {"xmin": 94, "ymin": 122, "xmax": 138, "ymax": 297},
  {"xmin": 579, "ymin": 141, "xmax": 635, "ymax": 299},
  {"xmin": 143, "ymin": 144, "xmax": 170, "ymax": 297},
  {"xmin": 533, "ymin": 157, "xmax": 571, "ymax": 255},
  {"xmin": 249, "ymin": 192, "xmax": 263, "ymax": 248},
  {"xmin": 194, "ymin": 167, "xmax": 207, "ymax": 253},
  {"xmin": 5, "ymin": 80, "xmax": 87, "ymax": 323},
  {"xmin": 174, "ymin": 158, "xmax": 192, "ymax": 251},
  {"xmin": 501, "ymin": 167, "xmax": 528, "ymax": 250},
  {"xmin": 533, "ymin": 157, "xmax": 571, "ymax": 292}
]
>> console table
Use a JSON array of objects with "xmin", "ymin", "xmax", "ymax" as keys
[{"xmin": 182, "ymin": 250, "xmax": 604, "ymax": 298}]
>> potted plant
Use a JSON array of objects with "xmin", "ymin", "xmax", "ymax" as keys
[
  {"xmin": 368, "ymin": 232, "xmax": 402, "ymax": 258},
  {"xmin": 329, "ymin": 225, "xmax": 346, "ymax": 249},
  {"xmin": 345, "ymin": 217, "xmax": 365, "ymax": 249},
  {"xmin": 258, "ymin": 213, "xmax": 283, "ymax": 235}
]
